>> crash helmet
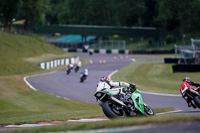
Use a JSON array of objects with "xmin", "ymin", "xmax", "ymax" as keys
[
  {"xmin": 100, "ymin": 76, "xmax": 111, "ymax": 82},
  {"xmin": 84, "ymin": 69, "xmax": 88, "ymax": 75},
  {"xmin": 183, "ymin": 76, "xmax": 190, "ymax": 81}
]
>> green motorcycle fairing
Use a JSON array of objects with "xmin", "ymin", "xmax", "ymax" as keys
[{"xmin": 131, "ymin": 89, "xmax": 145, "ymax": 114}]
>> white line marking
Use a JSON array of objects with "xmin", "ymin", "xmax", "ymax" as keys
[
  {"xmin": 156, "ymin": 110, "xmax": 183, "ymax": 115},
  {"xmin": 23, "ymin": 76, "xmax": 37, "ymax": 91},
  {"xmin": 67, "ymin": 118, "xmax": 108, "ymax": 123},
  {"xmin": 140, "ymin": 91, "xmax": 181, "ymax": 97},
  {"xmin": 23, "ymin": 71, "xmax": 57, "ymax": 91},
  {"xmin": 5, "ymin": 123, "xmax": 53, "ymax": 128},
  {"xmin": 108, "ymin": 70, "xmax": 118, "ymax": 79}
]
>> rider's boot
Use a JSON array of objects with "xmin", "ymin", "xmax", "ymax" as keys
[
  {"xmin": 130, "ymin": 111, "xmax": 136, "ymax": 116},
  {"xmin": 191, "ymin": 102, "xmax": 197, "ymax": 109},
  {"xmin": 187, "ymin": 102, "xmax": 192, "ymax": 107}
]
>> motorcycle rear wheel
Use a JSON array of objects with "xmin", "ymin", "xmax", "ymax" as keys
[
  {"xmin": 193, "ymin": 96, "xmax": 200, "ymax": 108},
  {"xmin": 102, "ymin": 101, "xmax": 126, "ymax": 119}
]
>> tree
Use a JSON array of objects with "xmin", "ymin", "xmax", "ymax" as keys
[
  {"xmin": 0, "ymin": 0, "xmax": 20, "ymax": 32},
  {"xmin": 113, "ymin": 0, "xmax": 147, "ymax": 27},
  {"xmin": 45, "ymin": 0, "xmax": 65, "ymax": 24},
  {"xmin": 19, "ymin": 0, "xmax": 50, "ymax": 31}
]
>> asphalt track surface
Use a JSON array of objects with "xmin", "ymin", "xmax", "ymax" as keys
[
  {"xmin": 26, "ymin": 53, "xmax": 200, "ymax": 132},
  {"xmin": 27, "ymin": 53, "xmax": 198, "ymax": 112}
]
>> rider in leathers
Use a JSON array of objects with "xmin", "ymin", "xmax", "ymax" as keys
[
  {"xmin": 180, "ymin": 76, "xmax": 200, "ymax": 108},
  {"xmin": 96, "ymin": 76, "xmax": 136, "ymax": 104}
]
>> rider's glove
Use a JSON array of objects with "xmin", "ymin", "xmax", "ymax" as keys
[
  {"xmin": 129, "ymin": 83, "xmax": 136, "ymax": 92},
  {"xmin": 129, "ymin": 83, "xmax": 136, "ymax": 88}
]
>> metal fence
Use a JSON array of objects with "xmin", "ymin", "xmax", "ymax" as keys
[
  {"xmin": 191, "ymin": 38, "xmax": 200, "ymax": 64},
  {"xmin": 174, "ymin": 38, "xmax": 200, "ymax": 64}
]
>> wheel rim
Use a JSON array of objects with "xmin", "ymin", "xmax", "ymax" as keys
[{"xmin": 144, "ymin": 106, "xmax": 154, "ymax": 115}]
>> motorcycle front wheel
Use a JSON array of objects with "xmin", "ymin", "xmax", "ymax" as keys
[
  {"xmin": 143, "ymin": 104, "xmax": 155, "ymax": 116},
  {"xmin": 67, "ymin": 70, "xmax": 70, "ymax": 75},
  {"xmin": 102, "ymin": 101, "xmax": 126, "ymax": 119}
]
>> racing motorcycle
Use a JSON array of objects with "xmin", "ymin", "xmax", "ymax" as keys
[
  {"xmin": 66, "ymin": 66, "xmax": 73, "ymax": 75},
  {"xmin": 66, "ymin": 68, "xmax": 71, "ymax": 75},
  {"xmin": 75, "ymin": 66, "xmax": 80, "ymax": 73},
  {"xmin": 80, "ymin": 73, "xmax": 87, "ymax": 82},
  {"xmin": 94, "ymin": 88, "xmax": 155, "ymax": 119}
]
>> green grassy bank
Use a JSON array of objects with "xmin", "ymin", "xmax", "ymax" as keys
[{"xmin": 0, "ymin": 31, "xmax": 104, "ymax": 125}]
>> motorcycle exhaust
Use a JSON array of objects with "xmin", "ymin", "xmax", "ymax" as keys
[
  {"xmin": 189, "ymin": 89, "xmax": 200, "ymax": 96},
  {"xmin": 111, "ymin": 97, "xmax": 127, "ymax": 107}
]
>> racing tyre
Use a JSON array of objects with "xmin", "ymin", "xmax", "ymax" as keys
[
  {"xmin": 144, "ymin": 104, "xmax": 155, "ymax": 116},
  {"xmin": 66, "ymin": 70, "xmax": 70, "ymax": 75},
  {"xmin": 193, "ymin": 96, "xmax": 200, "ymax": 108},
  {"xmin": 75, "ymin": 67, "xmax": 79, "ymax": 72},
  {"xmin": 102, "ymin": 101, "xmax": 126, "ymax": 119}
]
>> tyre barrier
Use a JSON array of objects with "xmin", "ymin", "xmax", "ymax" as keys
[
  {"xmin": 64, "ymin": 48, "xmax": 130, "ymax": 54},
  {"xmin": 39, "ymin": 56, "xmax": 79, "ymax": 70}
]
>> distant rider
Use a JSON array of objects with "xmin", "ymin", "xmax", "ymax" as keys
[
  {"xmin": 67, "ymin": 63, "xmax": 74, "ymax": 70},
  {"xmin": 80, "ymin": 68, "xmax": 89, "ymax": 82},
  {"xmin": 96, "ymin": 76, "xmax": 136, "ymax": 103},
  {"xmin": 81, "ymin": 68, "xmax": 88, "ymax": 76},
  {"xmin": 66, "ymin": 63, "xmax": 74, "ymax": 74},
  {"xmin": 75, "ymin": 61, "xmax": 82, "ymax": 72},
  {"xmin": 180, "ymin": 76, "xmax": 200, "ymax": 108}
]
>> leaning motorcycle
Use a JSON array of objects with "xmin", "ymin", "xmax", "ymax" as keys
[
  {"xmin": 75, "ymin": 66, "xmax": 79, "ymax": 73},
  {"xmin": 66, "ymin": 68, "xmax": 71, "ymax": 75},
  {"xmin": 80, "ymin": 74, "xmax": 87, "ymax": 82},
  {"xmin": 94, "ymin": 88, "xmax": 155, "ymax": 119}
]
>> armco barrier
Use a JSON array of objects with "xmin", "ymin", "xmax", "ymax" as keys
[
  {"xmin": 131, "ymin": 49, "xmax": 174, "ymax": 54},
  {"xmin": 164, "ymin": 58, "xmax": 179, "ymax": 63},
  {"xmin": 39, "ymin": 56, "xmax": 79, "ymax": 69},
  {"xmin": 172, "ymin": 64, "xmax": 200, "ymax": 72},
  {"xmin": 164, "ymin": 58, "xmax": 196, "ymax": 64}
]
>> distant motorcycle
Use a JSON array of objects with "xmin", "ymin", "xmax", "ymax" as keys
[
  {"xmin": 75, "ymin": 66, "xmax": 80, "ymax": 73},
  {"xmin": 66, "ymin": 68, "xmax": 71, "ymax": 75},
  {"xmin": 89, "ymin": 51, "xmax": 93, "ymax": 55},
  {"xmin": 94, "ymin": 87, "xmax": 155, "ymax": 119},
  {"xmin": 80, "ymin": 69, "xmax": 88, "ymax": 83},
  {"xmin": 66, "ymin": 64, "xmax": 73, "ymax": 75},
  {"xmin": 80, "ymin": 73, "xmax": 87, "ymax": 82}
]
